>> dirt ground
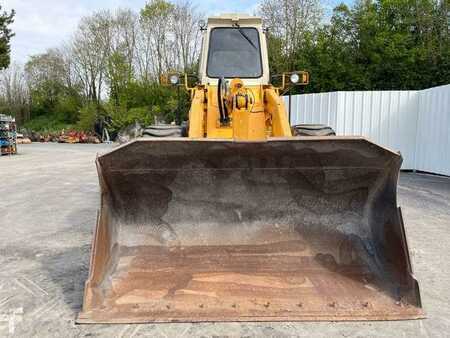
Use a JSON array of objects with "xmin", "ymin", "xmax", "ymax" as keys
[{"xmin": 1, "ymin": 143, "xmax": 449, "ymax": 337}]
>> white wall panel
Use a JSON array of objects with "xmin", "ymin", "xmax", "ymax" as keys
[
  {"xmin": 415, "ymin": 84, "xmax": 450, "ymax": 176},
  {"xmin": 287, "ymin": 92, "xmax": 339, "ymax": 128},
  {"xmin": 285, "ymin": 90, "xmax": 420, "ymax": 169}
]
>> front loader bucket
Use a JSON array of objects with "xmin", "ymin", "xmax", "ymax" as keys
[{"xmin": 78, "ymin": 137, "xmax": 423, "ymax": 323}]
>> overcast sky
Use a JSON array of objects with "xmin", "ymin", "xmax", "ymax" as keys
[{"xmin": 4, "ymin": 0, "xmax": 341, "ymax": 64}]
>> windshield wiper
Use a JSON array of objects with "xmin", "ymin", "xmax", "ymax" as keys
[{"xmin": 233, "ymin": 23, "xmax": 257, "ymax": 50}]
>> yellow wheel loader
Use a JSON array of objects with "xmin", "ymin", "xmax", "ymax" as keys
[{"xmin": 78, "ymin": 14, "xmax": 423, "ymax": 323}]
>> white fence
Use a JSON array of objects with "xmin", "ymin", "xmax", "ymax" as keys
[
  {"xmin": 285, "ymin": 84, "xmax": 450, "ymax": 175},
  {"xmin": 415, "ymin": 85, "xmax": 450, "ymax": 175}
]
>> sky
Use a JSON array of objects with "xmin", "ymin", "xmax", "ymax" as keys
[{"xmin": 3, "ymin": 0, "xmax": 341, "ymax": 64}]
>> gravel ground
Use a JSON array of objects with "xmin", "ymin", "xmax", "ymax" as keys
[{"xmin": 0, "ymin": 143, "xmax": 449, "ymax": 337}]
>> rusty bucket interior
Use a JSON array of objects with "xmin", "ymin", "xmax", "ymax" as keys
[{"xmin": 77, "ymin": 137, "xmax": 423, "ymax": 323}]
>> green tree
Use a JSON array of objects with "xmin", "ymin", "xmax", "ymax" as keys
[
  {"xmin": 107, "ymin": 51, "xmax": 134, "ymax": 107},
  {"xmin": 0, "ymin": 6, "xmax": 15, "ymax": 69},
  {"xmin": 299, "ymin": 5, "xmax": 370, "ymax": 92},
  {"xmin": 25, "ymin": 50, "xmax": 83, "ymax": 124},
  {"xmin": 281, "ymin": 0, "xmax": 450, "ymax": 92},
  {"xmin": 140, "ymin": 0, "xmax": 175, "ymax": 80}
]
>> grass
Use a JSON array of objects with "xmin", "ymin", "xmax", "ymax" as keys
[{"xmin": 22, "ymin": 115, "xmax": 75, "ymax": 133}]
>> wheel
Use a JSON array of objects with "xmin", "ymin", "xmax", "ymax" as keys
[
  {"xmin": 292, "ymin": 124, "xmax": 336, "ymax": 136},
  {"xmin": 142, "ymin": 124, "xmax": 184, "ymax": 137},
  {"xmin": 181, "ymin": 121, "xmax": 189, "ymax": 137}
]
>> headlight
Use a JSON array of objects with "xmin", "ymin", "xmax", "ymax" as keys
[
  {"xmin": 290, "ymin": 73, "xmax": 300, "ymax": 84},
  {"xmin": 170, "ymin": 74, "xmax": 179, "ymax": 85}
]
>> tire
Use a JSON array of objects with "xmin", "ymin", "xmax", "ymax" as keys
[
  {"xmin": 143, "ymin": 124, "xmax": 184, "ymax": 137},
  {"xmin": 180, "ymin": 121, "xmax": 189, "ymax": 137},
  {"xmin": 292, "ymin": 124, "xmax": 336, "ymax": 136}
]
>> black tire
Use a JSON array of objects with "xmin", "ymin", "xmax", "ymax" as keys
[
  {"xmin": 181, "ymin": 121, "xmax": 189, "ymax": 137},
  {"xmin": 143, "ymin": 124, "xmax": 184, "ymax": 137},
  {"xmin": 292, "ymin": 124, "xmax": 336, "ymax": 136}
]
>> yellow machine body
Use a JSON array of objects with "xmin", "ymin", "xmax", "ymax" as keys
[{"xmin": 188, "ymin": 83, "xmax": 291, "ymax": 140}]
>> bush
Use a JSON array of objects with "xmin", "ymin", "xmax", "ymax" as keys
[
  {"xmin": 54, "ymin": 93, "xmax": 82, "ymax": 124},
  {"xmin": 75, "ymin": 103, "xmax": 98, "ymax": 132},
  {"xmin": 23, "ymin": 114, "xmax": 74, "ymax": 133},
  {"xmin": 106, "ymin": 105, "xmax": 154, "ymax": 134}
]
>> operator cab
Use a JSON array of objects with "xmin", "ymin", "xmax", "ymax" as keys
[{"xmin": 198, "ymin": 14, "xmax": 270, "ymax": 86}]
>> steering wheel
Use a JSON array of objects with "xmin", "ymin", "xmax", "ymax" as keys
[{"xmin": 217, "ymin": 77, "xmax": 229, "ymax": 123}]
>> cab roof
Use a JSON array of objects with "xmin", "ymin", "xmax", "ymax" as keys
[{"xmin": 207, "ymin": 14, "xmax": 262, "ymax": 26}]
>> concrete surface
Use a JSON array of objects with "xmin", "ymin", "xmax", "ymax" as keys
[{"xmin": 0, "ymin": 143, "xmax": 449, "ymax": 337}]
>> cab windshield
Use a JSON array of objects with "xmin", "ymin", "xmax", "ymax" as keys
[{"xmin": 207, "ymin": 27, "xmax": 262, "ymax": 78}]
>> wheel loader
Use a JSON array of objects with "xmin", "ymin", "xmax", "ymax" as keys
[{"xmin": 77, "ymin": 14, "xmax": 423, "ymax": 323}]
